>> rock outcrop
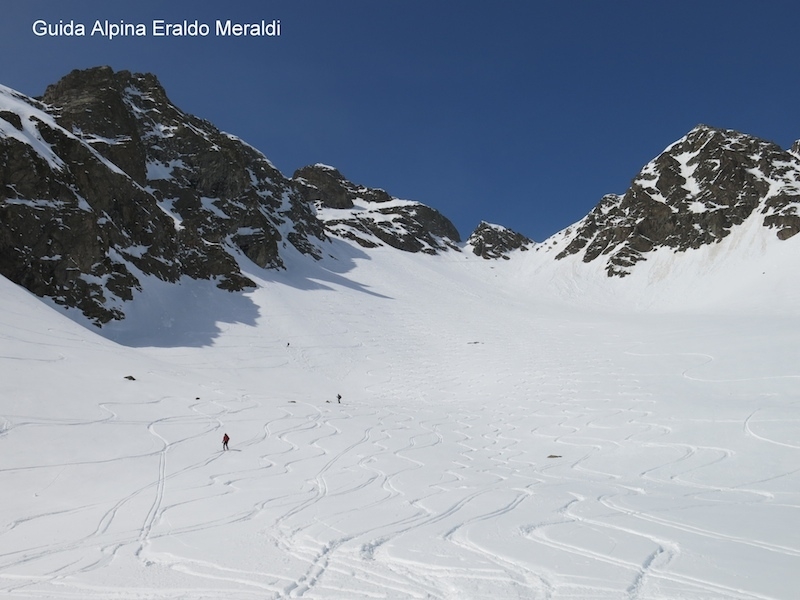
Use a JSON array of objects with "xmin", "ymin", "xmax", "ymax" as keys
[
  {"xmin": 467, "ymin": 222, "xmax": 534, "ymax": 259},
  {"xmin": 294, "ymin": 164, "xmax": 461, "ymax": 254}
]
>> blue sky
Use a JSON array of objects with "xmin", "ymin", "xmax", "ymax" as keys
[{"xmin": 2, "ymin": 1, "xmax": 799, "ymax": 241}]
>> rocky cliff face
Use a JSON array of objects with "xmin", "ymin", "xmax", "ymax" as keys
[
  {"xmin": 40, "ymin": 67, "xmax": 330, "ymax": 270},
  {"xmin": 0, "ymin": 67, "xmax": 462, "ymax": 324},
  {"xmin": 1, "ymin": 78, "xmax": 250, "ymax": 325},
  {"xmin": 555, "ymin": 125, "xmax": 800, "ymax": 276}
]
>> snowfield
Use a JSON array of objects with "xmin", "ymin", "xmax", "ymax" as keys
[{"xmin": 1, "ymin": 232, "xmax": 799, "ymax": 599}]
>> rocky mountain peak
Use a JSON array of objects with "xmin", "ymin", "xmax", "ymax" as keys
[
  {"xmin": 293, "ymin": 165, "xmax": 461, "ymax": 253},
  {"xmin": 466, "ymin": 222, "xmax": 534, "ymax": 259},
  {"xmin": 555, "ymin": 124, "xmax": 800, "ymax": 276},
  {"xmin": 41, "ymin": 66, "xmax": 170, "ymax": 125},
  {"xmin": 40, "ymin": 66, "xmax": 159, "ymax": 183},
  {"xmin": 293, "ymin": 163, "xmax": 396, "ymax": 208},
  {"xmin": 1, "ymin": 69, "xmax": 265, "ymax": 324}
]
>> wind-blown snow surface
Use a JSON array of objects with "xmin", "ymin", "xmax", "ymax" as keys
[{"xmin": 1, "ymin": 233, "xmax": 799, "ymax": 599}]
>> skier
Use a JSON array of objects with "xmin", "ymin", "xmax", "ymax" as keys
[
  {"xmin": 222, "ymin": 433, "xmax": 230, "ymax": 451},
  {"xmin": 337, "ymin": 394, "xmax": 341, "ymax": 404}
]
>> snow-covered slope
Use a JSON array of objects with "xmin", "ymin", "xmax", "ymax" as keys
[
  {"xmin": 517, "ymin": 207, "xmax": 800, "ymax": 314},
  {"xmin": 1, "ymin": 241, "xmax": 799, "ymax": 599},
  {"xmin": 3, "ymin": 66, "xmax": 800, "ymax": 600}
]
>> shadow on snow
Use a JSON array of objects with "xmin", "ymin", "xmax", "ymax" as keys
[{"xmin": 91, "ymin": 238, "xmax": 391, "ymax": 348}]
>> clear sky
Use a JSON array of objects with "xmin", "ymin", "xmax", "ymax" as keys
[{"xmin": 2, "ymin": 1, "xmax": 799, "ymax": 241}]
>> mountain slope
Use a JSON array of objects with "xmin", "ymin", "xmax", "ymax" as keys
[
  {"xmin": 2, "ymin": 68, "xmax": 800, "ymax": 329},
  {"xmin": 553, "ymin": 125, "xmax": 800, "ymax": 277},
  {"xmin": 0, "ymin": 67, "xmax": 461, "ymax": 326},
  {"xmin": 1, "ymin": 240, "xmax": 799, "ymax": 599}
]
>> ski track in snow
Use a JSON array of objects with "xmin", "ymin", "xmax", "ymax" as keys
[
  {"xmin": 1, "ymin": 253, "xmax": 799, "ymax": 599},
  {"xmin": 3, "ymin": 391, "xmax": 796, "ymax": 599}
]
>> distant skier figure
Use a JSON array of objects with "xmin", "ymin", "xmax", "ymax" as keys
[
  {"xmin": 222, "ymin": 433, "xmax": 230, "ymax": 451},
  {"xmin": 337, "ymin": 394, "xmax": 341, "ymax": 404}
]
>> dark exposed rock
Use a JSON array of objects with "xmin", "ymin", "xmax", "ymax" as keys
[
  {"xmin": 467, "ymin": 222, "xmax": 534, "ymax": 259},
  {"xmin": 293, "ymin": 164, "xmax": 461, "ymax": 254},
  {"xmin": 556, "ymin": 125, "xmax": 800, "ymax": 276},
  {"xmin": 0, "ymin": 102, "xmax": 186, "ymax": 323},
  {"xmin": 293, "ymin": 164, "xmax": 355, "ymax": 209},
  {"xmin": 42, "ymin": 66, "xmax": 149, "ymax": 184},
  {"xmin": 0, "ymin": 110, "xmax": 22, "ymax": 130},
  {"xmin": 294, "ymin": 164, "xmax": 394, "ymax": 209},
  {"xmin": 42, "ymin": 67, "xmax": 329, "ymax": 272}
]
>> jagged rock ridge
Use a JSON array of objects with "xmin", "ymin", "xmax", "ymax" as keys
[
  {"xmin": 0, "ymin": 67, "xmax": 462, "ymax": 324},
  {"xmin": 555, "ymin": 125, "xmax": 800, "ymax": 276},
  {"xmin": 294, "ymin": 164, "xmax": 461, "ymax": 254}
]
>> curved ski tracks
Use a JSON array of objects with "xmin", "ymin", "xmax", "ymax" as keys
[{"xmin": 1, "ymin": 361, "xmax": 798, "ymax": 599}]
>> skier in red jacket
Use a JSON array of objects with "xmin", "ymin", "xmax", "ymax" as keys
[{"xmin": 222, "ymin": 433, "xmax": 230, "ymax": 451}]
